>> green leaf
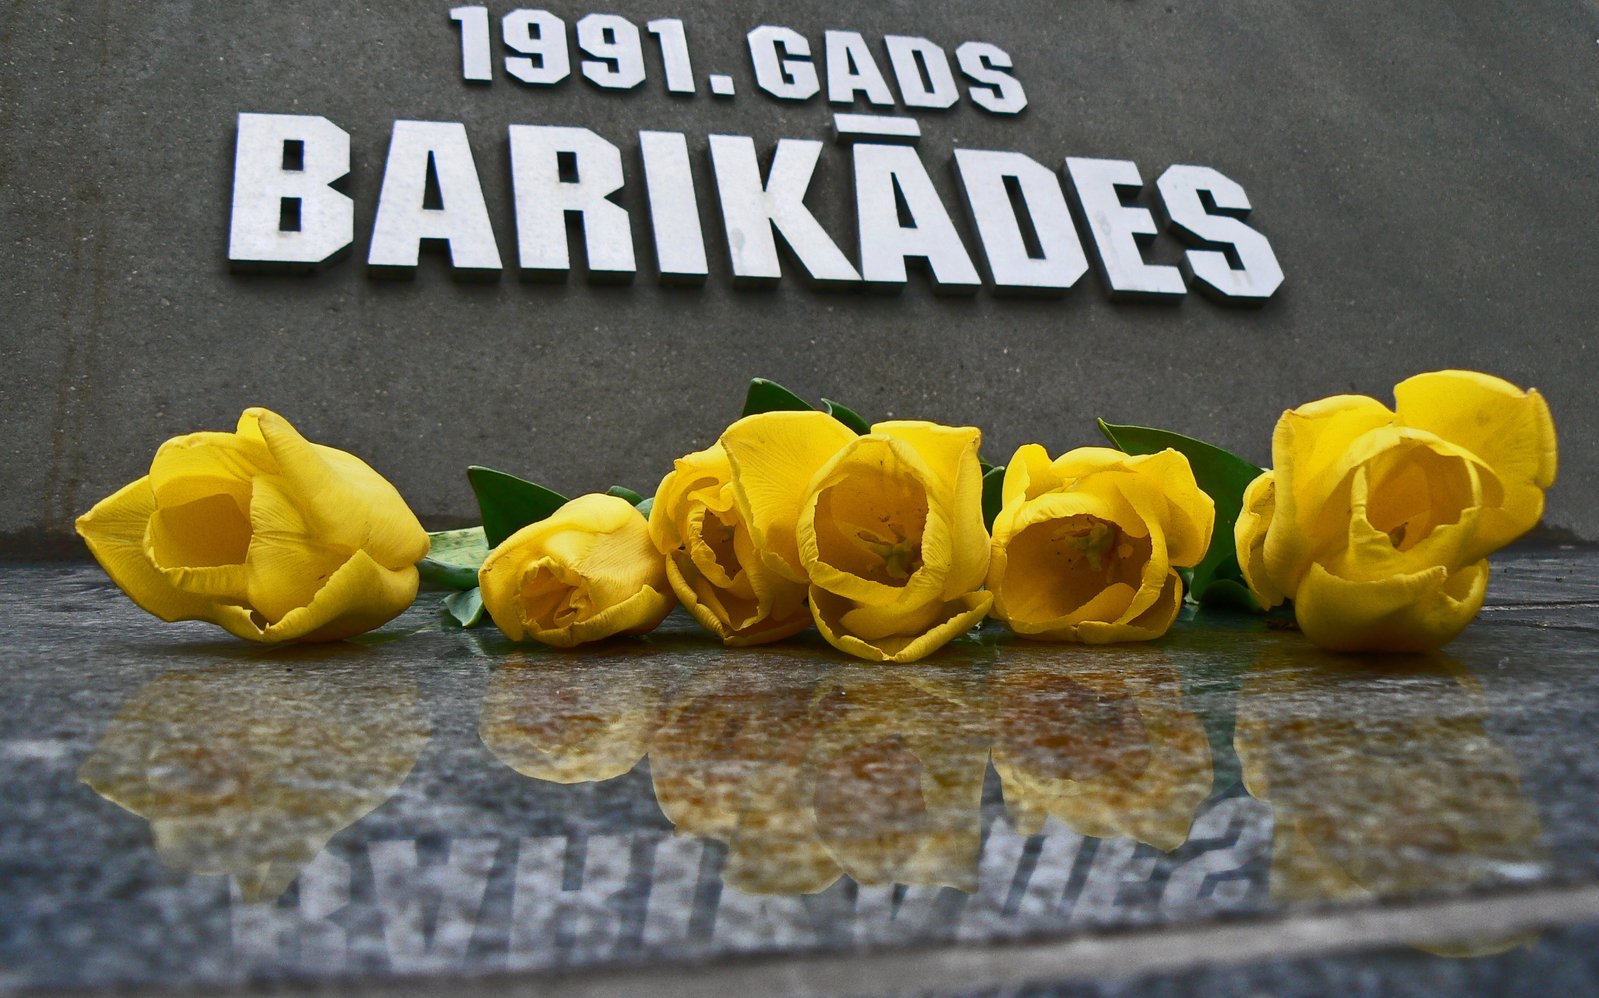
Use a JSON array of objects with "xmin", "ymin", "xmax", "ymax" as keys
[
  {"xmin": 606, "ymin": 484, "xmax": 646, "ymax": 506},
  {"xmin": 741, "ymin": 378, "xmax": 813, "ymax": 417},
  {"xmin": 443, "ymin": 587, "xmax": 486, "ymax": 628},
  {"xmin": 1197, "ymin": 577, "xmax": 1263, "ymax": 612},
  {"xmin": 1096, "ymin": 419, "xmax": 1265, "ymax": 604},
  {"xmin": 821, "ymin": 398, "xmax": 870, "ymax": 435},
  {"xmin": 418, "ymin": 527, "xmax": 489, "ymax": 590},
  {"xmin": 467, "ymin": 466, "xmax": 569, "ymax": 548},
  {"xmin": 635, "ymin": 496, "xmax": 655, "ymax": 520},
  {"xmin": 981, "ymin": 465, "xmax": 1006, "ymax": 532}
]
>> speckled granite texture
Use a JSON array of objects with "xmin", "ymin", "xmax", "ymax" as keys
[{"xmin": 2, "ymin": 547, "xmax": 1598, "ymax": 995}]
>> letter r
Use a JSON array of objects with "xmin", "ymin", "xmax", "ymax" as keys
[{"xmin": 228, "ymin": 113, "xmax": 353, "ymax": 269}]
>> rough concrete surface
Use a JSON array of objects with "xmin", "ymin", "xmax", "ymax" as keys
[{"xmin": 2, "ymin": 1, "xmax": 1596, "ymax": 545}]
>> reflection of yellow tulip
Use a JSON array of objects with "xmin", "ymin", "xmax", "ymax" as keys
[
  {"xmin": 990, "ymin": 648, "xmax": 1211, "ymax": 851},
  {"xmin": 79, "ymin": 659, "xmax": 428, "ymax": 901},
  {"xmin": 988, "ymin": 445, "xmax": 1213, "ymax": 643},
  {"xmin": 479, "ymin": 494, "xmax": 675, "ymax": 647},
  {"xmin": 1235, "ymin": 644, "xmax": 1545, "ymax": 954},
  {"xmin": 650, "ymin": 659, "xmax": 842, "ymax": 894},
  {"xmin": 722, "ymin": 412, "xmax": 990, "ymax": 662},
  {"xmin": 805, "ymin": 668, "xmax": 989, "ymax": 891},
  {"xmin": 1236, "ymin": 371, "xmax": 1557, "ymax": 651},
  {"xmin": 648, "ymin": 444, "xmax": 811, "ymax": 645},
  {"xmin": 76, "ymin": 407, "xmax": 428, "ymax": 643},
  {"xmin": 480, "ymin": 656, "xmax": 665, "ymax": 784}
]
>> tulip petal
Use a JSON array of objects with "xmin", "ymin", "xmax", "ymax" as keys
[
  {"xmin": 244, "ymin": 475, "xmax": 351, "ymax": 625},
  {"xmin": 1235, "ymin": 471, "xmax": 1286, "ymax": 608},
  {"xmin": 1293, "ymin": 559, "xmax": 1489, "ymax": 652},
  {"xmin": 255, "ymin": 548, "xmax": 420, "ymax": 643},
  {"xmin": 529, "ymin": 585, "xmax": 675, "ymax": 648},
  {"xmin": 811, "ymin": 587, "xmax": 991, "ymax": 662},
  {"xmin": 478, "ymin": 540, "xmax": 531, "ymax": 642},
  {"xmin": 1265, "ymin": 395, "xmax": 1396, "ymax": 595},
  {"xmin": 799, "ymin": 435, "xmax": 947, "ymax": 608},
  {"xmin": 721, "ymin": 411, "xmax": 856, "ymax": 583},
  {"xmin": 1076, "ymin": 571, "xmax": 1184, "ymax": 644},
  {"xmin": 253, "ymin": 409, "xmax": 427, "ymax": 570},
  {"xmin": 1393, "ymin": 370, "xmax": 1557, "ymax": 550},
  {"xmin": 147, "ymin": 430, "xmax": 270, "ymax": 512},
  {"xmin": 1125, "ymin": 450, "xmax": 1214, "ymax": 569},
  {"xmin": 875, "ymin": 421, "xmax": 990, "ymax": 596},
  {"xmin": 75, "ymin": 477, "xmax": 226, "ymax": 623},
  {"xmin": 1001, "ymin": 443, "xmax": 1059, "ymax": 509}
]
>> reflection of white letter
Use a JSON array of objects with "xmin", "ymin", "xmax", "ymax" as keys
[
  {"xmin": 367, "ymin": 120, "xmax": 502, "ymax": 276},
  {"xmin": 1012, "ymin": 817, "xmax": 1086, "ymax": 919},
  {"xmin": 825, "ymin": 30, "xmax": 894, "ymax": 106},
  {"xmin": 509, "ymin": 834, "xmax": 633, "ymax": 967},
  {"xmin": 747, "ymin": 26, "xmax": 819, "ymax": 101},
  {"xmin": 1156, "ymin": 165, "xmax": 1284, "ymax": 305},
  {"xmin": 956, "ymin": 42, "xmax": 1027, "ymax": 115},
  {"xmin": 1064, "ymin": 156, "xmax": 1185, "ymax": 301},
  {"xmin": 709, "ymin": 134, "xmax": 860, "ymax": 286},
  {"xmin": 230, "ymin": 851, "xmax": 350, "ymax": 968},
  {"xmin": 955, "ymin": 149, "xmax": 1087, "ymax": 294},
  {"xmin": 854, "ymin": 143, "xmax": 980, "ymax": 292},
  {"xmin": 508, "ymin": 125, "xmax": 636, "ymax": 281},
  {"xmin": 955, "ymin": 816, "xmax": 1029, "ymax": 939},
  {"xmin": 885, "ymin": 35, "xmax": 958, "ymax": 109},
  {"xmin": 1070, "ymin": 837, "xmax": 1156, "ymax": 925},
  {"xmin": 1161, "ymin": 797, "xmax": 1271, "ymax": 908},
  {"xmin": 229, "ymin": 113, "xmax": 353, "ymax": 270},
  {"xmin": 370, "ymin": 838, "xmax": 498, "ymax": 972},
  {"xmin": 642, "ymin": 836, "xmax": 707, "ymax": 946},
  {"xmin": 639, "ymin": 131, "xmax": 708, "ymax": 284}
]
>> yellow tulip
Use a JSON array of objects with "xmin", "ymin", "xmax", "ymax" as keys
[
  {"xmin": 1235, "ymin": 371, "xmax": 1558, "ymax": 651},
  {"xmin": 721, "ymin": 413, "xmax": 992, "ymax": 663},
  {"xmin": 987, "ymin": 445, "xmax": 1214, "ymax": 643},
  {"xmin": 477, "ymin": 493, "xmax": 674, "ymax": 647},
  {"xmin": 75, "ymin": 407, "xmax": 427, "ymax": 643},
  {"xmin": 648, "ymin": 444, "xmax": 811, "ymax": 645}
]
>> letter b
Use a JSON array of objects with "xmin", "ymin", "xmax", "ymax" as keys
[{"xmin": 228, "ymin": 113, "xmax": 353, "ymax": 270}]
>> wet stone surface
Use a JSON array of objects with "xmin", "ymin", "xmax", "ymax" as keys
[{"xmin": 2, "ymin": 548, "xmax": 1598, "ymax": 993}]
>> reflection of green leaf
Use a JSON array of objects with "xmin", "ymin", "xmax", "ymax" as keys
[
  {"xmin": 741, "ymin": 378, "xmax": 812, "ymax": 417},
  {"xmin": 606, "ymin": 485, "xmax": 645, "ymax": 506},
  {"xmin": 982, "ymin": 465, "xmax": 1006, "ymax": 531},
  {"xmin": 1097, "ymin": 419, "xmax": 1264, "ymax": 608},
  {"xmin": 821, "ymin": 398, "xmax": 870, "ymax": 435},
  {"xmin": 444, "ymin": 587, "xmax": 486, "ymax": 627},
  {"xmin": 419, "ymin": 527, "xmax": 489, "ymax": 590},
  {"xmin": 467, "ymin": 466, "xmax": 569, "ymax": 548}
]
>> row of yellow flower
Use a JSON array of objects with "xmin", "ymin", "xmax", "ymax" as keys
[
  {"xmin": 77, "ymin": 370, "xmax": 1556, "ymax": 658},
  {"xmin": 481, "ymin": 415, "xmax": 1216, "ymax": 661}
]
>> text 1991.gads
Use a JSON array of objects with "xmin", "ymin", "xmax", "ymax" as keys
[{"xmin": 226, "ymin": 7, "xmax": 1283, "ymax": 304}]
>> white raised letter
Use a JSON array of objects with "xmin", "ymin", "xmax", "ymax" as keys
[
  {"xmin": 1156, "ymin": 164, "xmax": 1283, "ymax": 305},
  {"xmin": 508, "ymin": 125, "xmax": 636, "ymax": 282},
  {"xmin": 1064, "ymin": 156, "xmax": 1185, "ymax": 301},
  {"xmin": 367, "ymin": 120, "xmax": 502, "ymax": 276},
  {"xmin": 954, "ymin": 148, "xmax": 1087, "ymax": 293},
  {"xmin": 854, "ymin": 143, "xmax": 980, "ymax": 292},
  {"xmin": 709, "ymin": 134, "xmax": 859, "ymax": 286},
  {"xmin": 228, "ymin": 113, "xmax": 353, "ymax": 270}
]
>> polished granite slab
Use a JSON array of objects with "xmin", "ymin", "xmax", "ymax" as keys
[{"xmin": 2, "ymin": 548, "xmax": 1597, "ymax": 995}]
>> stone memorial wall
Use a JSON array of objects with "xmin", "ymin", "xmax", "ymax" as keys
[{"xmin": 4, "ymin": 1, "xmax": 1595, "ymax": 547}]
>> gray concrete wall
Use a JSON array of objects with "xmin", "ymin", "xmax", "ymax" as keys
[{"xmin": 4, "ymin": 0, "xmax": 1595, "ymax": 547}]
